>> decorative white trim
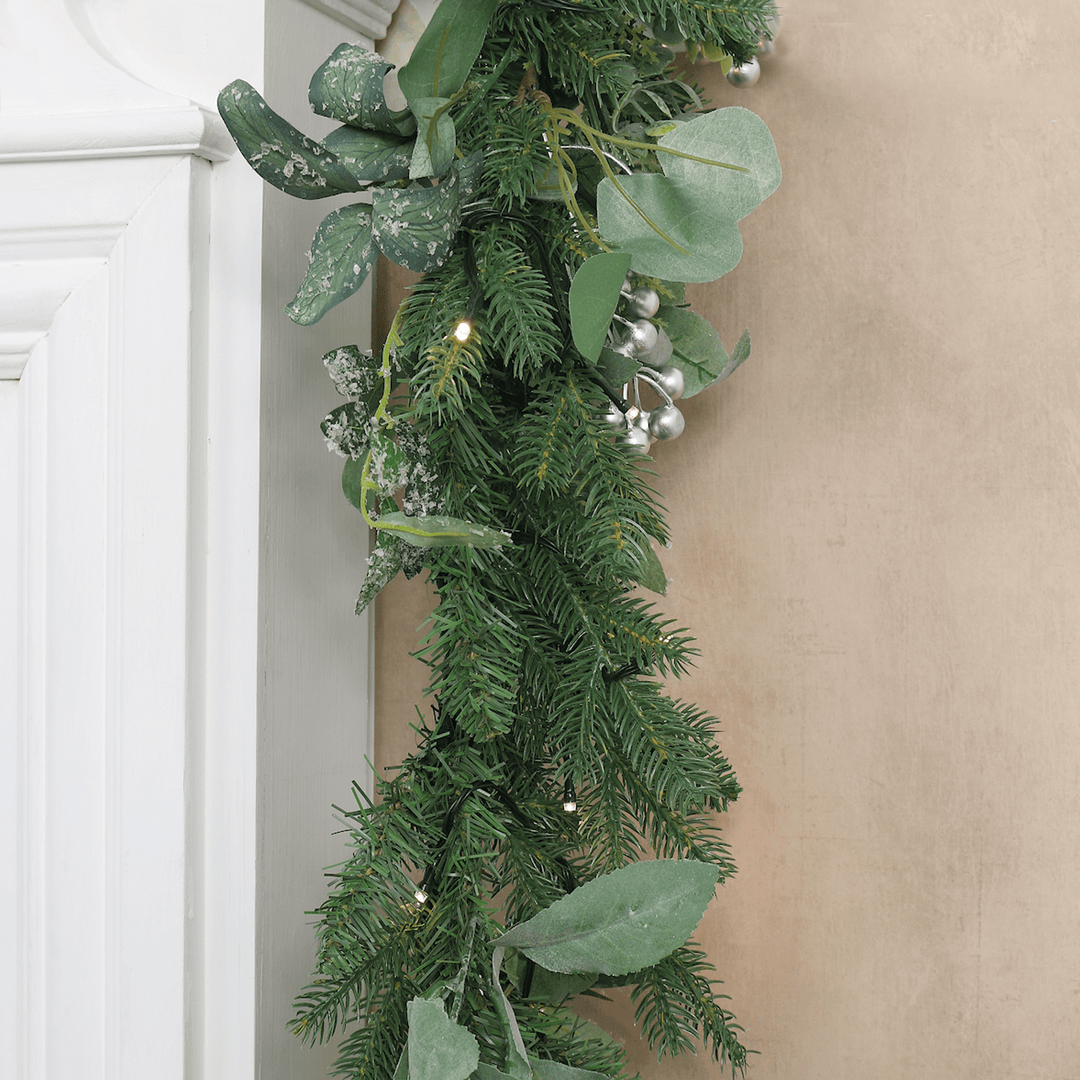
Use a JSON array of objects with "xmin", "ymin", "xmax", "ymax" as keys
[
  {"xmin": 299, "ymin": 0, "xmax": 402, "ymax": 40},
  {"xmin": 0, "ymin": 105, "xmax": 234, "ymax": 164}
]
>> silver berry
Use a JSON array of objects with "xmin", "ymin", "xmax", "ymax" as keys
[
  {"xmin": 649, "ymin": 404, "xmax": 686, "ymax": 441},
  {"xmin": 625, "ymin": 319, "xmax": 659, "ymax": 357},
  {"xmin": 654, "ymin": 364, "xmax": 685, "ymax": 401},
  {"xmin": 726, "ymin": 57, "xmax": 761, "ymax": 87},
  {"xmin": 625, "ymin": 286, "xmax": 661, "ymax": 320}
]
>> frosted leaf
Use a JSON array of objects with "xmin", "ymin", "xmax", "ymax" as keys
[{"xmin": 323, "ymin": 344, "xmax": 381, "ymax": 398}]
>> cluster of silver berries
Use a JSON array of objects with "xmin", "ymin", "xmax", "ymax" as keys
[{"xmin": 602, "ymin": 280, "xmax": 687, "ymax": 454}]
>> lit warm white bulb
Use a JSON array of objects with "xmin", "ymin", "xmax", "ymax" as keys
[
  {"xmin": 453, "ymin": 319, "xmax": 472, "ymax": 343},
  {"xmin": 414, "ymin": 888, "xmax": 428, "ymax": 905},
  {"xmin": 563, "ymin": 799, "xmax": 577, "ymax": 813}
]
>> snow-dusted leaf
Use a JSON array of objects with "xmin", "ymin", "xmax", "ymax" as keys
[
  {"xmin": 372, "ymin": 152, "xmax": 482, "ymax": 273},
  {"xmin": 217, "ymin": 79, "xmax": 361, "ymax": 199},
  {"xmin": 308, "ymin": 43, "xmax": 416, "ymax": 135},
  {"xmin": 408, "ymin": 97, "xmax": 456, "ymax": 179},
  {"xmin": 495, "ymin": 860, "xmax": 718, "ymax": 976},
  {"xmin": 322, "ymin": 125, "xmax": 412, "ymax": 183},
  {"xmin": 397, "ymin": 0, "xmax": 500, "ymax": 100},
  {"xmin": 286, "ymin": 204, "xmax": 376, "ymax": 325}
]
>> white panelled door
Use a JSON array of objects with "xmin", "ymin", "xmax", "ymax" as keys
[{"xmin": 0, "ymin": 1, "xmax": 400, "ymax": 1076}]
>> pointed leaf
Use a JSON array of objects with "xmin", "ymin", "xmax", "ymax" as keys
[
  {"xmin": 658, "ymin": 106, "xmax": 780, "ymax": 222},
  {"xmin": 597, "ymin": 174, "xmax": 742, "ymax": 283},
  {"xmin": 716, "ymin": 328, "xmax": 752, "ymax": 381},
  {"xmin": 406, "ymin": 998, "xmax": 479, "ymax": 1080},
  {"xmin": 285, "ymin": 204, "xmax": 376, "ymax": 325},
  {"xmin": 397, "ymin": 0, "xmax": 501, "ymax": 100},
  {"xmin": 630, "ymin": 543, "xmax": 667, "ymax": 595},
  {"xmin": 659, "ymin": 305, "xmax": 729, "ymax": 398},
  {"xmin": 569, "ymin": 252, "xmax": 632, "ymax": 362},
  {"xmin": 495, "ymin": 860, "xmax": 719, "ymax": 976},
  {"xmin": 491, "ymin": 948, "xmax": 532, "ymax": 1080},
  {"xmin": 474, "ymin": 1067, "xmax": 515, "ymax": 1080},
  {"xmin": 372, "ymin": 152, "xmax": 482, "ymax": 273},
  {"xmin": 217, "ymin": 79, "xmax": 361, "ymax": 199},
  {"xmin": 503, "ymin": 950, "xmax": 597, "ymax": 1002},
  {"xmin": 408, "ymin": 97, "xmax": 456, "ymax": 179},
  {"xmin": 308, "ymin": 43, "xmax": 415, "ymax": 135},
  {"xmin": 376, "ymin": 512, "xmax": 511, "ymax": 550},
  {"xmin": 323, "ymin": 125, "xmax": 413, "ymax": 183},
  {"xmin": 597, "ymin": 346, "xmax": 639, "ymax": 388}
]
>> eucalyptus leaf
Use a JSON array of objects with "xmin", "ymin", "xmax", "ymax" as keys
[
  {"xmin": 376, "ymin": 512, "xmax": 511, "ymax": 550},
  {"xmin": 322, "ymin": 125, "xmax": 412, "ymax": 183},
  {"xmin": 217, "ymin": 79, "xmax": 361, "ymax": 199},
  {"xmin": 474, "ymin": 1066, "xmax": 515, "ymax": 1080},
  {"xmin": 569, "ymin": 252, "xmax": 632, "ymax": 362},
  {"xmin": 658, "ymin": 106, "xmax": 781, "ymax": 222},
  {"xmin": 717, "ymin": 328, "xmax": 752, "ymax": 380},
  {"xmin": 504, "ymin": 950, "xmax": 597, "ymax": 1002},
  {"xmin": 406, "ymin": 998, "xmax": 479, "ymax": 1080},
  {"xmin": 285, "ymin": 204, "xmax": 376, "ymax": 325},
  {"xmin": 308, "ymin": 43, "xmax": 416, "ymax": 135},
  {"xmin": 397, "ymin": 0, "xmax": 501, "ymax": 100},
  {"xmin": 408, "ymin": 97, "xmax": 456, "ymax": 179},
  {"xmin": 529, "ymin": 1061, "xmax": 612, "ymax": 1080},
  {"xmin": 490, "ymin": 948, "xmax": 532, "ymax": 1080},
  {"xmin": 495, "ymin": 860, "xmax": 719, "ymax": 976},
  {"xmin": 597, "ymin": 174, "xmax": 742, "ymax": 283}
]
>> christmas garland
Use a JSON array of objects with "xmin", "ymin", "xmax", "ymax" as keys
[{"xmin": 219, "ymin": 2, "xmax": 779, "ymax": 1077}]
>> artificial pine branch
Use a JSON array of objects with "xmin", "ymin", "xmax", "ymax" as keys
[{"xmin": 219, "ymin": 1, "xmax": 780, "ymax": 1077}]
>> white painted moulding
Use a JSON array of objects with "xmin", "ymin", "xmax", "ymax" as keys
[
  {"xmin": 0, "ymin": 104, "xmax": 234, "ymax": 163},
  {"xmin": 299, "ymin": 0, "xmax": 401, "ymax": 40}
]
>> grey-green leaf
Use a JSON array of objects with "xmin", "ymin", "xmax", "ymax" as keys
[
  {"xmin": 658, "ymin": 106, "xmax": 781, "ymax": 222},
  {"xmin": 217, "ymin": 79, "xmax": 361, "ymax": 199},
  {"xmin": 716, "ymin": 328, "xmax": 752, "ymax": 380},
  {"xmin": 503, "ymin": 950, "xmax": 597, "ymax": 1002},
  {"xmin": 376, "ymin": 512, "xmax": 511, "ymax": 550},
  {"xmin": 285, "ymin": 204, "xmax": 376, "ymax": 325},
  {"xmin": 406, "ymin": 998, "xmax": 479, "ymax": 1080},
  {"xmin": 659, "ymin": 304, "xmax": 731, "ymax": 398},
  {"xmin": 495, "ymin": 860, "xmax": 719, "ymax": 976},
  {"xmin": 308, "ymin": 43, "xmax": 416, "ymax": 135},
  {"xmin": 408, "ymin": 97, "xmax": 456, "ymax": 179},
  {"xmin": 597, "ymin": 346, "xmax": 640, "ymax": 388},
  {"xmin": 397, "ymin": 0, "xmax": 501, "ymax": 100},
  {"xmin": 631, "ymin": 542, "xmax": 667, "ymax": 595},
  {"xmin": 490, "ymin": 948, "xmax": 532, "ymax": 1080},
  {"xmin": 569, "ymin": 252, "xmax": 632, "ymax": 362},
  {"xmin": 322, "ymin": 125, "xmax": 412, "ymax": 183},
  {"xmin": 529, "ymin": 1061, "xmax": 613, "ymax": 1080},
  {"xmin": 597, "ymin": 174, "xmax": 742, "ymax": 283}
]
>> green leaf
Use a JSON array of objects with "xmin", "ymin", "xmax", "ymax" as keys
[
  {"xmin": 406, "ymin": 998, "xmax": 479, "ymax": 1080},
  {"xmin": 397, "ymin": 0, "xmax": 501, "ymax": 100},
  {"xmin": 372, "ymin": 152, "xmax": 482, "ymax": 273},
  {"xmin": 718, "ymin": 328, "xmax": 752, "ymax": 380},
  {"xmin": 597, "ymin": 174, "xmax": 742, "ymax": 283},
  {"xmin": 495, "ymin": 860, "xmax": 719, "ymax": 976},
  {"xmin": 308, "ymin": 43, "xmax": 416, "ymax": 135},
  {"xmin": 658, "ymin": 106, "xmax": 781, "ymax": 223},
  {"xmin": 473, "ymin": 1066, "xmax": 515, "ymax": 1080},
  {"xmin": 285, "ymin": 204, "xmax": 376, "ymax": 325},
  {"xmin": 529, "ymin": 1061, "xmax": 612, "ymax": 1080},
  {"xmin": 408, "ymin": 97, "xmax": 456, "ymax": 179},
  {"xmin": 630, "ymin": 543, "xmax": 667, "ymax": 596},
  {"xmin": 376, "ymin": 512, "xmax": 511, "ymax": 550},
  {"xmin": 217, "ymin": 79, "xmax": 361, "ymax": 199},
  {"xmin": 503, "ymin": 950, "xmax": 597, "ymax": 1002},
  {"xmin": 490, "ymin": 948, "xmax": 532, "ymax": 1080},
  {"xmin": 322, "ymin": 125, "xmax": 413, "ymax": 183},
  {"xmin": 597, "ymin": 346, "xmax": 639, "ymax": 388},
  {"xmin": 569, "ymin": 252, "xmax": 632, "ymax": 362}
]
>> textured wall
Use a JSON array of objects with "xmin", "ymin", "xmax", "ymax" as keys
[{"xmin": 375, "ymin": 2, "xmax": 1080, "ymax": 1076}]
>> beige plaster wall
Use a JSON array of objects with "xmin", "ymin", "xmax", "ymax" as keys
[{"xmin": 375, "ymin": 3, "xmax": 1080, "ymax": 1076}]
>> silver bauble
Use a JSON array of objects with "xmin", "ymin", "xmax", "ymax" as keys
[
  {"xmin": 649, "ymin": 403, "xmax": 685, "ymax": 440},
  {"xmin": 601, "ymin": 401, "xmax": 627, "ymax": 430},
  {"xmin": 624, "ymin": 318, "xmax": 659, "ymax": 357},
  {"xmin": 726, "ymin": 57, "xmax": 761, "ymax": 87},
  {"xmin": 755, "ymin": 37, "xmax": 775, "ymax": 56},
  {"xmin": 638, "ymin": 326, "xmax": 673, "ymax": 369},
  {"xmin": 619, "ymin": 410, "xmax": 653, "ymax": 453},
  {"xmin": 654, "ymin": 364, "xmax": 686, "ymax": 401},
  {"xmin": 625, "ymin": 286, "xmax": 661, "ymax": 320}
]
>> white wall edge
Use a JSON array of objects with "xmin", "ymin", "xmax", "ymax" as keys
[{"xmin": 298, "ymin": 0, "xmax": 399, "ymax": 40}]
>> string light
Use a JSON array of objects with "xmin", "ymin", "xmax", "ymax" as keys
[
  {"xmin": 414, "ymin": 887, "xmax": 429, "ymax": 905},
  {"xmin": 453, "ymin": 319, "xmax": 473, "ymax": 343},
  {"xmin": 563, "ymin": 779, "xmax": 577, "ymax": 814}
]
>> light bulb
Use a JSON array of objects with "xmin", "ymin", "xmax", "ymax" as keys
[
  {"xmin": 414, "ymin": 888, "xmax": 428, "ymax": 905},
  {"xmin": 563, "ymin": 799, "xmax": 577, "ymax": 813},
  {"xmin": 453, "ymin": 319, "xmax": 472, "ymax": 343}
]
